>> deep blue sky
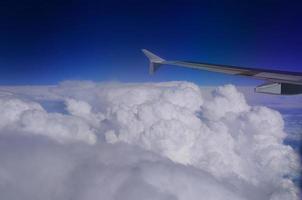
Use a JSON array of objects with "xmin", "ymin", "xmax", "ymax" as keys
[{"xmin": 0, "ymin": 0, "xmax": 302, "ymax": 85}]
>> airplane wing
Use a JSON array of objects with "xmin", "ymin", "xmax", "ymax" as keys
[{"xmin": 142, "ymin": 49, "xmax": 302, "ymax": 95}]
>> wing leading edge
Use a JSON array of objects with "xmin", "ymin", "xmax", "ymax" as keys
[{"xmin": 142, "ymin": 49, "xmax": 302, "ymax": 95}]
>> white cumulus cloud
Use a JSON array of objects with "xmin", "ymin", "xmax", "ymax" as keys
[{"xmin": 0, "ymin": 81, "xmax": 300, "ymax": 200}]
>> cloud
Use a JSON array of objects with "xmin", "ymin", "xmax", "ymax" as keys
[
  {"xmin": 0, "ymin": 97, "xmax": 97, "ymax": 144},
  {"xmin": 0, "ymin": 81, "xmax": 300, "ymax": 200}
]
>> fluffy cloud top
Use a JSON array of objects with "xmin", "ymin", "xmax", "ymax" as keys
[{"xmin": 0, "ymin": 81, "xmax": 300, "ymax": 200}]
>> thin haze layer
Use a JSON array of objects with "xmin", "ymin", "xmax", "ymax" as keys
[{"xmin": 0, "ymin": 81, "xmax": 300, "ymax": 200}]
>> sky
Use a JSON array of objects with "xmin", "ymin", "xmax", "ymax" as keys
[
  {"xmin": 0, "ymin": 1, "xmax": 301, "ymax": 198},
  {"xmin": 0, "ymin": 0, "xmax": 302, "ymax": 85}
]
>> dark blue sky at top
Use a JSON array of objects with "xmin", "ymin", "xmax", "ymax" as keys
[{"xmin": 0, "ymin": 0, "xmax": 302, "ymax": 85}]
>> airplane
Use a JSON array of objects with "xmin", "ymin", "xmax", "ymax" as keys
[{"xmin": 142, "ymin": 49, "xmax": 302, "ymax": 95}]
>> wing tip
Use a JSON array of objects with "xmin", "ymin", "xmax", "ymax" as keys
[
  {"xmin": 141, "ymin": 49, "xmax": 165, "ymax": 63},
  {"xmin": 142, "ymin": 49, "xmax": 165, "ymax": 74}
]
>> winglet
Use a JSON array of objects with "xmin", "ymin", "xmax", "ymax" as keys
[{"xmin": 142, "ymin": 49, "xmax": 165, "ymax": 74}]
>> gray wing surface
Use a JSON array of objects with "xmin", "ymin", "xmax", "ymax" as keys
[{"xmin": 142, "ymin": 49, "xmax": 302, "ymax": 95}]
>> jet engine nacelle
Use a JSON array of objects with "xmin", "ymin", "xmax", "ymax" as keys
[{"xmin": 255, "ymin": 82, "xmax": 302, "ymax": 95}]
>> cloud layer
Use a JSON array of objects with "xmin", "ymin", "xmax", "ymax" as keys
[{"xmin": 0, "ymin": 81, "xmax": 300, "ymax": 200}]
